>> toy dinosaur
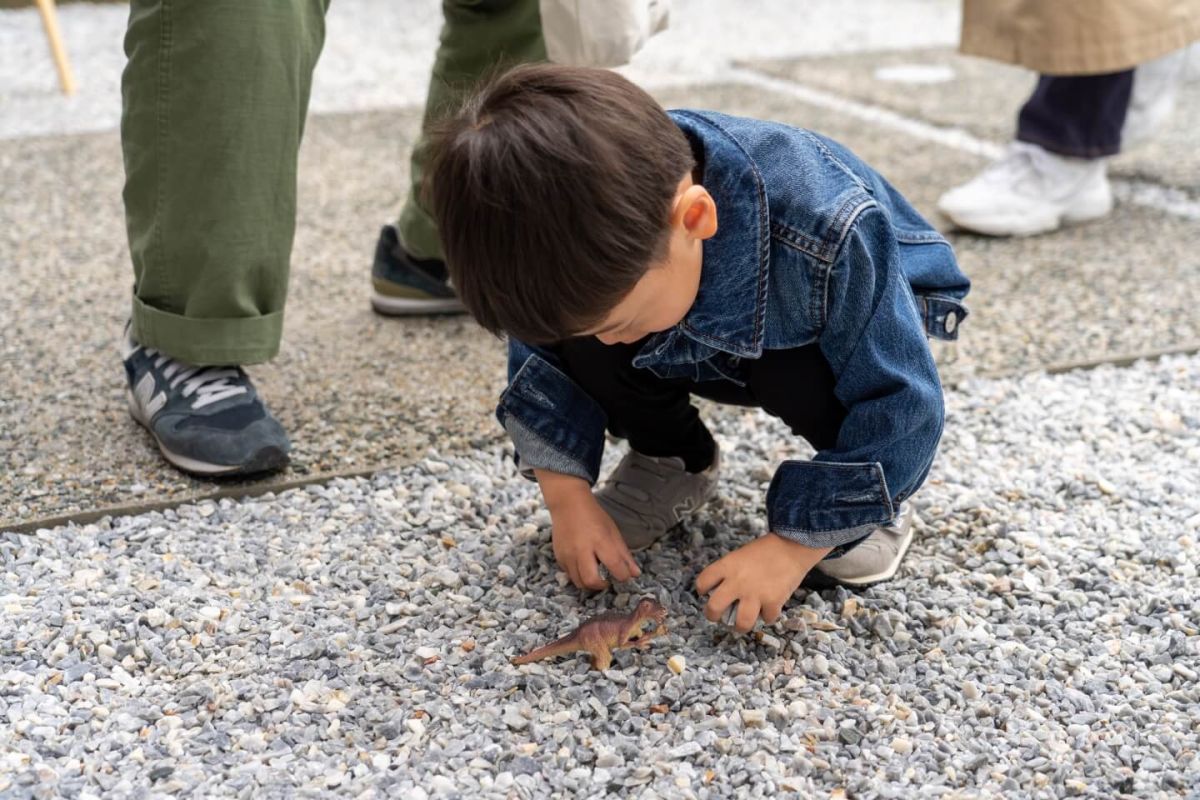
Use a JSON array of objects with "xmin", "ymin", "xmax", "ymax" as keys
[{"xmin": 511, "ymin": 597, "xmax": 668, "ymax": 671}]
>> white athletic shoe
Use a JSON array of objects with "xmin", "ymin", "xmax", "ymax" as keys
[
  {"xmin": 1123, "ymin": 48, "xmax": 1188, "ymax": 149},
  {"xmin": 937, "ymin": 142, "xmax": 1112, "ymax": 237}
]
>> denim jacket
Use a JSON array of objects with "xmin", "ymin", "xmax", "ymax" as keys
[{"xmin": 497, "ymin": 110, "xmax": 971, "ymax": 549}]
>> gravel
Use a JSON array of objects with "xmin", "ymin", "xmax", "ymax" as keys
[{"xmin": 3, "ymin": 354, "xmax": 1199, "ymax": 798}]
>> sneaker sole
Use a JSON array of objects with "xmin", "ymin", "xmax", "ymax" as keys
[
  {"xmin": 805, "ymin": 524, "xmax": 915, "ymax": 590},
  {"xmin": 371, "ymin": 292, "xmax": 465, "ymax": 316},
  {"xmin": 127, "ymin": 390, "xmax": 290, "ymax": 477}
]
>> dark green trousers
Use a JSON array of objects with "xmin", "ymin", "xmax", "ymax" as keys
[{"xmin": 121, "ymin": 0, "xmax": 545, "ymax": 365}]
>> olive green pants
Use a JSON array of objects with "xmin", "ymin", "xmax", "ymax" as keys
[{"xmin": 121, "ymin": 0, "xmax": 545, "ymax": 365}]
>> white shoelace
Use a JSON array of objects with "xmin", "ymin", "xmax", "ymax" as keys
[{"xmin": 144, "ymin": 347, "xmax": 248, "ymax": 410}]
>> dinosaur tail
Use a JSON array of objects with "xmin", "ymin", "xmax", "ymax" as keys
[{"xmin": 511, "ymin": 633, "xmax": 579, "ymax": 665}]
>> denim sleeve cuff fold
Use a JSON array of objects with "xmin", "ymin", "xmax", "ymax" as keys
[
  {"xmin": 496, "ymin": 353, "xmax": 606, "ymax": 486},
  {"xmin": 766, "ymin": 460, "xmax": 896, "ymax": 548}
]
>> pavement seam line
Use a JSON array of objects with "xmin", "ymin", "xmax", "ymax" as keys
[
  {"xmin": 1, "ymin": 466, "xmax": 384, "ymax": 535},
  {"xmin": 8, "ymin": 341, "xmax": 1199, "ymax": 533},
  {"xmin": 724, "ymin": 65, "xmax": 1200, "ymax": 220}
]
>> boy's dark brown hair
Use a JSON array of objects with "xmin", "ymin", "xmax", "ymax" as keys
[{"xmin": 426, "ymin": 64, "xmax": 695, "ymax": 344}]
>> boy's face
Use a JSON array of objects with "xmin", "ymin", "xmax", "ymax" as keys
[{"xmin": 582, "ymin": 176, "xmax": 718, "ymax": 346}]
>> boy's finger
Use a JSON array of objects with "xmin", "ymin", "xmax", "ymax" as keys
[
  {"xmin": 600, "ymin": 550, "xmax": 635, "ymax": 583},
  {"xmin": 734, "ymin": 599, "xmax": 761, "ymax": 633},
  {"xmin": 577, "ymin": 555, "xmax": 610, "ymax": 591},
  {"xmin": 703, "ymin": 583, "xmax": 735, "ymax": 623},
  {"xmin": 695, "ymin": 563, "xmax": 723, "ymax": 595},
  {"xmin": 625, "ymin": 555, "xmax": 642, "ymax": 579},
  {"xmin": 604, "ymin": 534, "xmax": 643, "ymax": 578},
  {"xmin": 761, "ymin": 600, "xmax": 784, "ymax": 625}
]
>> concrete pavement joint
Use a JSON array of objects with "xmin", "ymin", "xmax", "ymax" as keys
[
  {"xmin": 8, "ymin": 341, "xmax": 1195, "ymax": 535},
  {"xmin": 726, "ymin": 65, "xmax": 1200, "ymax": 220},
  {"xmin": 0, "ymin": 466, "xmax": 386, "ymax": 536}
]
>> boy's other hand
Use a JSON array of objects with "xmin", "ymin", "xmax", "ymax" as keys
[
  {"xmin": 535, "ymin": 470, "xmax": 641, "ymax": 591},
  {"xmin": 696, "ymin": 533, "xmax": 832, "ymax": 633}
]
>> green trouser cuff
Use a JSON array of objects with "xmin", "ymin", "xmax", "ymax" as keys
[{"xmin": 131, "ymin": 295, "xmax": 283, "ymax": 366}]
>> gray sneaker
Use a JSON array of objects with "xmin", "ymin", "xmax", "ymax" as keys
[
  {"xmin": 811, "ymin": 504, "xmax": 915, "ymax": 588},
  {"xmin": 595, "ymin": 445, "xmax": 720, "ymax": 551},
  {"xmin": 122, "ymin": 327, "xmax": 291, "ymax": 477}
]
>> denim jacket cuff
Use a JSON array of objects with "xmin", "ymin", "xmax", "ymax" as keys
[
  {"xmin": 496, "ymin": 352, "xmax": 606, "ymax": 486},
  {"xmin": 504, "ymin": 417, "xmax": 596, "ymax": 484},
  {"xmin": 766, "ymin": 460, "xmax": 896, "ymax": 549}
]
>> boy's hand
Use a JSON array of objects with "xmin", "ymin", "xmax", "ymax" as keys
[
  {"xmin": 535, "ymin": 470, "xmax": 641, "ymax": 591},
  {"xmin": 696, "ymin": 533, "xmax": 832, "ymax": 633}
]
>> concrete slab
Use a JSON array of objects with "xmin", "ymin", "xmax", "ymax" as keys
[
  {"xmin": 4, "ymin": 83, "xmax": 1199, "ymax": 530},
  {"xmin": 739, "ymin": 47, "xmax": 1200, "ymax": 191}
]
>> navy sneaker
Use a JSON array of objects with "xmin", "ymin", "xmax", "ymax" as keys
[
  {"xmin": 370, "ymin": 224, "xmax": 464, "ymax": 315},
  {"xmin": 122, "ymin": 327, "xmax": 291, "ymax": 477}
]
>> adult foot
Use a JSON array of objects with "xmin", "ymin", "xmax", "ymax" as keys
[
  {"xmin": 937, "ymin": 142, "xmax": 1112, "ymax": 237},
  {"xmin": 123, "ymin": 327, "xmax": 291, "ymax": 477},
  {"xmin": 596, "ymin": 444, "xmax": 720, "ymax": 552},
  {"xmin": 370, "ymin": 224, "xmax": 465, "ymax": 315}
]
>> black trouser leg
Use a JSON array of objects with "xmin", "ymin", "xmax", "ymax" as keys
[
  {"xmin": 555, "ymin": 337, "xmax": 848, "ymax": 471},
  {"xmin": 725, "ymin": 341, "xmax": 847, "ymax": 451},
  {"xmin": 1016, "ymin": 71, "xmax": 1135, "ymax": 158},
  {"xmin": 556, "ymin": 337, "xmax": 726, "ymax": 473}
]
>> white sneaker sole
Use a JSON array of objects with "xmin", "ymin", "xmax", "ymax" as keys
[
  {"xmin": 371, "ymin": 291, "xmax": 465, "ymax": 316},
  {"xmin": 127, "ymin": 389, "xmax": 287, "ymax": 477}
]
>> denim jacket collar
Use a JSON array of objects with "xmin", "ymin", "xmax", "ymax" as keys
[{"xmin": 633, "ymin": 110, "xmax": 770, "ymax": 369}]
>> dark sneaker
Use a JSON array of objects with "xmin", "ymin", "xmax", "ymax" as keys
[
  {"xmin": 808, "ymin": 504, "xmax": 915, "ymax": 588},
  {"xmin": 122, "ymin": 328, "xmax": 291, "ymax": 477},
  {"xmin": 370, "ymin": 225, "xmax": 464, "ymax": 315},
  {"xmin": 596, "ymin": 445, "xmax": 720, "ymax": 551}
]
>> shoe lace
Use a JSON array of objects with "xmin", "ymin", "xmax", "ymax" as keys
[{"xmin": 144, "ymin": 347, "xmax": 248, "ymax": 410}]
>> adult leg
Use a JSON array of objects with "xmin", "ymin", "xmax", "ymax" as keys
[
  {"xmin": 371, "ymin": 0, "xmax": 546, "ymax": 315},
  {"xmin": 120, "ymin": 0, "xmax": 328, "ymax": 475},
  {"xmin": 1016, "ymin": 71, "xmax": 1134, "ymax": 158},
  {"xmin": 123, "ymin": 0, "xmax": 330, "ymax": 364},
  {"xmin": 937, "ymin": 71, "xmax": 1128, "ymax": 236},
  {"xmin": 399, "ymin": 0, "xmax": 546, "ymax": 261}
]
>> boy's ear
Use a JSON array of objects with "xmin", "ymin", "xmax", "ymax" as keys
[{"xmin": 677, "ymin": 185, "xmax": 718, "ymax": 240}]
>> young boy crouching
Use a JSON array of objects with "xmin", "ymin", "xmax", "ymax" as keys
[{"xmin": 426, "ymin": 65, "xmax": 970, "ymax": 632}]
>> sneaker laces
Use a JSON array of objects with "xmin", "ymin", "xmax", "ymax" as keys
[{"xmin": 143, "ymin": 347, "xmax": 249, "ymax": 410}]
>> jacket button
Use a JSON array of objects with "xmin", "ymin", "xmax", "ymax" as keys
[{"xmin": 943, "ymin": 313, "xmax": 958, "ymax": 334}]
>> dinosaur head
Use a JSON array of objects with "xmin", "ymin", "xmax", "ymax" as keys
[{"xmin": 634, "ymin": 597, "xmax": 667, "ymax": 625}]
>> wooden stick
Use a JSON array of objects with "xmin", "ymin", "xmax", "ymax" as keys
[{"xmin": 36, "ymin": 0, "xmax": 76, "ymax": 96}]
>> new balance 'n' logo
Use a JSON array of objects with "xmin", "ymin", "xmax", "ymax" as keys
[{"xmin": 135, "ymin": 373, "xmax": 167, "ymax": 420}]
